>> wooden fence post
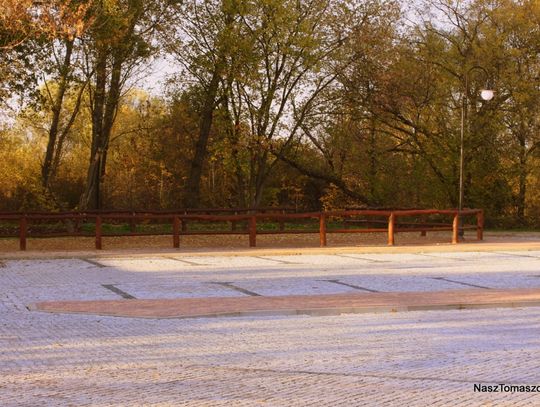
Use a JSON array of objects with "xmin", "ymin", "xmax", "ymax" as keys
[
  {"xmin": 319, "ymin": 213, "xmax": 327, "ymax": 247},
  {"xmin": 173, "ymin": 216, "xmax": 180, "ymax": 248},
  {"xmin": 387, "ymin": 212, "xmax": 395, "ymax": 246},
  {"xmin": 249, "ymin": 216, "xmax": 257, "ymax": 247},
  {"xmin": 477, "ymin": 210, "xmax": 484, "ymax": 241},
  {"xmin": 452, "ymin": 212, "xmax": 459, "ymax": 244},
  {"xmin": 19, "ymin": 216, "xmax": 27, "ymax": 251},
  {"xmin": 95, "ymin": 215, "xmax": 102, "ymax": 250}
]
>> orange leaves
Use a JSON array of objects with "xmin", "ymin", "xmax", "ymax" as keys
[{"xmin": 0, "ymin": 0, "xmax": 92, "ymax": 49}]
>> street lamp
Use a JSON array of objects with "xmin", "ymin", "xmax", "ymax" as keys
[{"xmin": 458, "ymin": 66, "xmax": 494, "ymax": 239}]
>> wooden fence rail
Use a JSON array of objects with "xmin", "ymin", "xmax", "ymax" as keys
[{"xmin": 1, "ymin": 208, "xmax": 484, "ymax": 251}]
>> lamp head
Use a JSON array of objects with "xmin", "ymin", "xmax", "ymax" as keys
[{"xmin": 480, "ymin": 89, "xmax": 494, "ymax": 101}]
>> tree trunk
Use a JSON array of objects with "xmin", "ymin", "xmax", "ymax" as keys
[
  {"xmin": 228, "ymin": 120, "xmax": 247, "ymax": 207},
  {"xmin": 250, "ymin": 150, "xmax": 269, "ymax": 208},
  {"xmin": 80, "ymin": 49, "xmax": 107, "ymax": 210},
  {"xmin": 182, "ymin": 63, "xmax": 223, "ymax": 208},
  {"xmin": 517, "ymin": 135, "xmax": 527, "ymax": 225},
  {"xmin": 368, "ymin": 116, "xmax": 378, "ymax": 203},
  {"xmin": 42, "ymin": 39, "xmax": 74, "ymax": 189}
]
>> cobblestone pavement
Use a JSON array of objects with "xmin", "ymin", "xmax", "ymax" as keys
[{"xmin": 1, "ymin": 251, "xmax": 540, "ymax": 406}]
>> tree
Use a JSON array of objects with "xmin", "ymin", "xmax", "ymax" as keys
[
  {"xmin": 269, "ymin": 0, "xmax": 400, "ymax": 207},
  {"xmin": 164, "ymin": 0, "xmax": 246, "ymax": 207},
  {"xmin": 40, "ymin": 39, "xmax": 88, "ymax": 193},
  {"xmin": 79, "ymin": 0, "xmax": 171, "ymax": 210},
  {"xmin": 360, "ymin": 0, "xmax": 510, "ymax": 215},
  {"xmin": 224, "ymin": 0, "xmax": 361, "ymax": 207},
  {"xmin": 486, "ymin": 0, "xmax": 540, "ymax": 224}
]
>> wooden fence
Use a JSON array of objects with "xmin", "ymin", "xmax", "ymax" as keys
[{"xmin": 0, "ymin": 208, "xmax": 484, "ymax": 251}]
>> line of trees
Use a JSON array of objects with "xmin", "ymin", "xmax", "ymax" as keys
[{"xmin": 1, "ymin": 0, "xmax": 540, "ymax": 227}]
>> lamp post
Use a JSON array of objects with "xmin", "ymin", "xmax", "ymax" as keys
[{"xmin": 459, "ymin": 66, "xmax": 494, "ymax": 239}]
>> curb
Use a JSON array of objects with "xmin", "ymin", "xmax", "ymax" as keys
[
  {"xmin": 3, "ymin": 239, "xmax": 540, "ymax": 261},
  {"xmin": 30, "ymin": 289, "xmax": 540, "ymax": 320}
]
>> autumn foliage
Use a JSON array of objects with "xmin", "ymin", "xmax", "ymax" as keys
[{"xmin": 1, "ymin": 0, "xmax": 540, "ymax": 228}]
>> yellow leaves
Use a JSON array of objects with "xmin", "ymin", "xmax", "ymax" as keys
[{"xmin": 0, "ymin": 130, "xmax": 40, "ymax": 200}]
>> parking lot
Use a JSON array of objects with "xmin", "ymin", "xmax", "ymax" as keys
[{"xmin": 2, "ymin": 250, "xmax": 540, "ymax": 405}]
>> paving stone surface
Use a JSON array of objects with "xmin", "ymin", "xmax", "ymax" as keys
[{"xmin": 2, "ymin": 250, "xmax": 540, "ymax": 405}]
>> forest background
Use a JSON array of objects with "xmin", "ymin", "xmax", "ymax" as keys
[{"xmin": 1, "ymin": 0, "xmax": 539, "ymax": 228}]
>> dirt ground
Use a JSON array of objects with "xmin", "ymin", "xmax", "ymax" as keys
[{"xmin": 1, "ymin": 230, "xmax": 539, "ymax": 253}]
